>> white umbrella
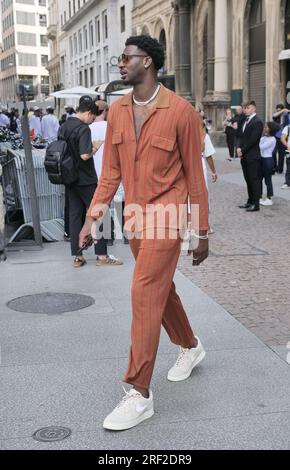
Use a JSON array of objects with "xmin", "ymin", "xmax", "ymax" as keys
[{"xmin": 50, "ymin": 86, "xmax": 99, "ymax": 98}]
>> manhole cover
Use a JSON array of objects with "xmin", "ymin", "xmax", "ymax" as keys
[
  {"xmin": 7, "ymin": 292, "xmax": 95, "ymax": 314},
  {"xmin": 33, "ymin": 426, "xmax": 72, "ymax": 442}
]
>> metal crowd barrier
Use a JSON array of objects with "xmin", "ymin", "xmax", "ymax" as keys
[{"xmin": 1, "ymin": 147, "xmax": 65, "ymax": 242}]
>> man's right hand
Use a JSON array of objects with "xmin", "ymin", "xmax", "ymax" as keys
[{"xmin": 79, "ymin": 216, "xmax": 95, "ymax": 248}]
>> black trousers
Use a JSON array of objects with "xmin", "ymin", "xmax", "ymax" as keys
[
  {"xmin": 66, "ymin": 184, "xmax": 107, "ymax": 257},
  {"xmin": 241, "ymin": 159, "xmax": 262, "ymax": 207},
  {"xmin": 276, "ymin": 138, "xmax": 286, "ymax": 173},
  {"xmin": 226, "ymin": 131, "xmax": 236, "ymax": 159},
  {"xmin": 285, "ymin": 154, "xmax": 290, "ymax": 186},
  {"xmin": 261, "ymin": 158, "xmax": 274, "ymax": 198}
]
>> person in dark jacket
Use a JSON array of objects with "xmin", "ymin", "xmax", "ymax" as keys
[
  {"xmin": 272, "ymin": 104, "xmax": 290, "ymax": 173},
  {"xmin": 237, "ymin": 100, "xmax": 264, "ymax": 212}
]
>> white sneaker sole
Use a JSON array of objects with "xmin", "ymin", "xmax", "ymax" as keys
[
  {"xmin": 167, "ymin": 349, "xmax": 206, "ymax": 382},
  {"xmin": 103, "ymin": 407, "xmax": 154, "ymax": 431}
]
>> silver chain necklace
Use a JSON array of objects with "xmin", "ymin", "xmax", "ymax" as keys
[{"xmin": 133, "ymin": 84, "xmax": 161, "ymax": 107}]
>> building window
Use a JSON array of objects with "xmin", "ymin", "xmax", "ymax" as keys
[
  {"xmin": 120, "ymin": 5, "xmax": 125, "ymax": 33},
  {"xmin": 89, "ymin": 21, "xmax": 94, "ymax": 48},
  {"xmin": 79, "ymin": 70, "xmax": 83, "ymax": 85},
  {"xmin": 40, "ymin": 35, "xmax": 48, "ymax": 46},
  {"xmin": 74, "ymin": 33, "xmax": 77, "ymax": 55},
  {"xmin": 41, "ymin": 55, "xmax": 48, "ymax": 67},
  {"xmin": 102, "ymin": 10, "xmax": 108, "ymax": 40},
  {"xmin": 159, "ymin": 29, "xmax": 166, "ymax": 73},
  {"xmin": 69, "ymin": 37, "xmax": 73, "ymax": 56},
  {"xmin": 84, "ymin": 69, "xmax": 88, "ymax": 87},
  {"xmin": 73, "ymin": 0, "xmax": 76, "ymax": 15},
  {"xmin": 39, "ymin": 0, "xmax": 46, "ymax": 5},
  {"xmin": 249, "ymin": 0, "xmax": 266, "ymax": 63},
  {"xmin": 16, "ymin": 11, "xmax": 35, "ymax": 25},
  {"xmin": 69, "ymin": 1, "xmax": 71, "ymax": 18},
  {"xmin": 78, "ymin": 30, "xmax": 82, "ymax": 53},
  {"xmin": 41, "ymin": 75, "xmax": 49, "ymax": 95},
  {"xmin": 90, "ymin": 66, "xmax": 94, "ymax": 86},
  {"xmin": 39, "ymin": 14, "xmax": 47, "ymax": 27},
  {"xmin": 17, "ymin": 32, "xmax": 36, "ymax": 46},
  {"xmin": 285, "ymin": 0, "xmax": 290, "ymax": 49},
  {"xmin": 95, "ymin": 16, "xmax": 100, "ymax": 43},
  {"xmin": 83, "ymin": 25, "xmax": 88, "ymax": 49},
  {"xmin": 18, "ymin": 53, "xmax": 37, "ymax": 66}
]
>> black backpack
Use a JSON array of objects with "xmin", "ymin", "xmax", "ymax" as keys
[{"xmin": 44, "ymin": 123, "xmax": 83, "ymax": 185}]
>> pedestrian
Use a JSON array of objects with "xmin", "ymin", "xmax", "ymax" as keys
[
  {"xmin": 202, "ymin": 126, "xmax": 218, "ymax": 190},
  {"xmin": 272, "ymin": 104, "xmax": 290, "ymax": 174},
  {"xmin": 223, "ymin": 108, "xmax": 236, "ymax": 161},
  {"xmin": 79, "ymin": 34, "xmax": 209, "ymax": 431},
  {"xmin": 259, "ymin": 122, "xmax": 280, "ymax": 206},
  {"xmin": 201, "ymin": 125, "xmax": 217, "ymax": 235},
  {"xmin": 59, "ymin": 113, "xmax": 67, "ymax": 127},
  {"xmin": 65, "ymin": 106, "xmax": 76, "ymax": 119},
  {"xmin": 237, "ymin": 100, "xmax": 264, "ymax": 212},
  {"xmin": 59, "ymin": 101, "xmax": 120, "ymax": 268},
  {"xmin": 28, "ymin": 106, "xmax": 42, "ymax": 138},
  {"xmin": 280, "ymin": 122, "xmax": 290, "ymax": 189},
  {"xmin": 0, "ymin": 108, "xmax": 10, "ymax": 128},
  {"xmin": 41, "ymin": 106, "xmax": 60, "ymax": 141},
  {"xmin": 89, "ymin": 100, "xmax": 123, "ymax": 263},
  {"xmin": 232, "ymin": 105, "xmax": 246, "ymax": 158}
]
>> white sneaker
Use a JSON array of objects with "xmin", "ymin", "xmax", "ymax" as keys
[
  {"xmin": 260, "ymin": 198, "xmax": 273, "ymax": 206},
  {"xmin": 167, "ymin": 337, "xmax": 206, "ymax": 382},
  {"xmin": 259, "ymin": 199, "xmax": 264, "ymax": 204},
  {"xmin": 281, "ymin": 184, "xmax": 290, "ymax": 189},
  {"xmin": 103, "ymin": 387, "xmax": 154, "ymax": 431}
]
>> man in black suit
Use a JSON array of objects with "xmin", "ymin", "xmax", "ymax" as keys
[{"xmin": 237, "ymin": 101, "xmax": 264, "ymax": 212}]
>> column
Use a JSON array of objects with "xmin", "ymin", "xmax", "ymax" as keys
[
  {"xmin": 176, "ymin": 0, "xmax": 191, "ymax": 100},
  {"xmin": 206, "ymin": 0, "xmax": 215, "ymax": 95},
  {"xmin": 214, "ymin": 0, "xmax": 229, "ymax": 99},
  {"xmin": 173, "ymin": 2, "xmax": 180, "ymax": 93}
]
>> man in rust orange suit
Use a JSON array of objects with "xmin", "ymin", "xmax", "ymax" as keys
[{"xmin": 80, "ymin": 35, "xmax": 209, "ymax": 431}]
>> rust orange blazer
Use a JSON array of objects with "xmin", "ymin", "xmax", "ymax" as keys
[{"xmin": 87, "ymin": 84, "xmax": 209, "ymax": 232}]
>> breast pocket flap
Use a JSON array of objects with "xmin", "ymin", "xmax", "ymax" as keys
[
  {"xmin": 151, "ymin": 135, "xmax": 175, "ymax": 152},
  {"xmin": 112, "ymin": 132, "xmax": 123, "ymax": 144}
]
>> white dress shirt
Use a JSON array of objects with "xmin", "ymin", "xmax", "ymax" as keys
[
  {"xmin": 29, "ymin": 115, "xmax": 42, "ymax": 137},
  {"xmin": 41, "ymin": 114, "xmax": 60, "ymax": 141},
  {"xmin": 0, "ymin": 113, "xmax": 10, "ymax": 127},
  {"xmin": 243, "ymin": 113, "xmax": 256, "ymax": 133}
]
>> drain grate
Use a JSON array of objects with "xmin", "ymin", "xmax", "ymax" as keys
[
  {"xmin": 7, "ymin": 292, "xmax": 95, "ymax": 314},
  {"xmin": 33, "ymin": 426, "xmax": 72, "ymax": 442}
]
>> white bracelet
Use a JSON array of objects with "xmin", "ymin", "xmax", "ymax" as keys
[{"xmin": 190, "ymin": 230, "xmax": 209, "ymax": 240}]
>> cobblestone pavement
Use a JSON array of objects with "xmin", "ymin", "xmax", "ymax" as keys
[{"xmin": 178, "ymin": 150, "xmax": 290, "ymax": 347}]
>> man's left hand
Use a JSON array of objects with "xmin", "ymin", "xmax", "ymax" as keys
[{"xmin": 188, "ymin": 238, "xmax": 209, "ymax": 266}]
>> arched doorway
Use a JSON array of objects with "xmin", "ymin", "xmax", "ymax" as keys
[
  {"xmin": 247, "ymin": 0, "xmax": 266, "ymax": 120},
  {"xmin": 159, "ymin": 29, "xmax": 167, "ymax": 74}
]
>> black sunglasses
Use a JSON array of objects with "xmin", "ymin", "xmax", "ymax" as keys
[{"xmin": 118, "ymin": 53, "xmax": 148, "ymax": 63}]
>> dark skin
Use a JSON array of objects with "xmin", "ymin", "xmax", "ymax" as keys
[{"xmin": 79, "ymin": 44, "xmax": 208, "ymax": 397}]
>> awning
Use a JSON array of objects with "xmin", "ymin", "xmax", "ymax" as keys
[{"xmin": 279, "ymin": 49, "xmax": 290, "ymax": 61}]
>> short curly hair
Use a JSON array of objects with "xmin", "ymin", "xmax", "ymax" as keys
[{"xmin": 125, "ymin": 35, "xmax": 165, "ymax": 71}]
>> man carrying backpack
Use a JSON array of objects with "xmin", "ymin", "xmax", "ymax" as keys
[{"xmin": 58, "ymin": 101, "xmax": 110, "ymax": 267}]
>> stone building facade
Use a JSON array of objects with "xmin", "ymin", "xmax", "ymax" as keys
[{"xmin": 133, "ymin": 0, "xmax": 290, "ymax": 137}]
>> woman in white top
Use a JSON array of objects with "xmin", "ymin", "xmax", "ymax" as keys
[{"xmin": 202, "ymin": 125, "xmax": 218, "ymax": 234}]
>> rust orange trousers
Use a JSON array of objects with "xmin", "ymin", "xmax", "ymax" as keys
[{"xmin": 123, "ymin": 230, "xmax": 196, "ymax": 389}]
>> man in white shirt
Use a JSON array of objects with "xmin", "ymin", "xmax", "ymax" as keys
[
  {"xmin": 29, "ymin": 106, "xmax": 42, "ymax": 137},
  {"xmin": 0, "ymin": 109, "xmax": 10, "ymax": 128},
  {"xmin": 41, "ymin": 106, "xmax": 60, "ymax": 141}
]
